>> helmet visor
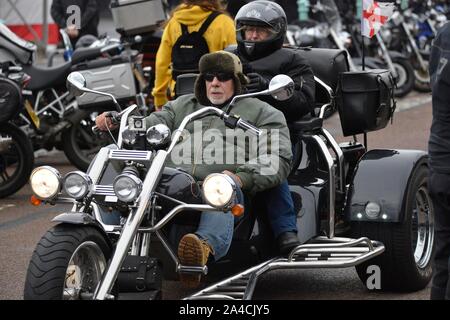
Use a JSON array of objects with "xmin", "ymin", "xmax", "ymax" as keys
[{"xmin": 236, "ymin": 24, "xmax": 277, "ymax": 42}]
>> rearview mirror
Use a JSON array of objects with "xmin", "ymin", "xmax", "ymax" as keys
[
  {"xmin": 268, "ymin": 74, "xmax": 295, "ymax": 101},
  {"xmin": 225, "ymin": 74, "xmax": 295, "ymax": 113},
  {"xmin": 66, "ymin": 72, "xmax": 87, "ymax": 97},
  {"xmin": 66, "ymin": 72, "xmax": 122, "ymax": 111}
]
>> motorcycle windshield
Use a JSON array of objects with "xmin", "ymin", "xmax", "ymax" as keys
[
  {"xmin": 0, "ymin": 22, "xmax": 37, "ymax": 52},
  {"xmin": 320, "ymin": 0, "xmax": 343, "ymax": 32}
]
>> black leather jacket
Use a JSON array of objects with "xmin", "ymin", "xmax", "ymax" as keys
[
  {"xmin": 429, "ymin": 22, "xmax": 450, "ymax": 173},
  {"xmin": 229, "ymin": 46, "xmax": 316, "ymax": 122}
]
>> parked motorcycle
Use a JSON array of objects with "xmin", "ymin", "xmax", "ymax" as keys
[
  {"xmin": 0, "ymin": 22, "xmax": 148, "ymax": 172},
  {"xmin": 0, "ymin": 65, "xmax": 34, "ymax": 198},
  {"xmin": 289, "ymin": 0, "xmax": 414, "ymax": 98},
  {"xmin": 24, "ymin": 50, "xmax": 434, "ymax": 299},
  {"xmin": 382, "ymin": 6, "xmax": 432, "ymax": 92}
]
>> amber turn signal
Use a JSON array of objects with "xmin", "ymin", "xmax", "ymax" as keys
[
  {"xmin": 30, "ymin": 195, "xmax": 41, "ymax": 206},
  {"xmin": 231, "ymin": 204, "xmax": 244, "ymax": 217}
]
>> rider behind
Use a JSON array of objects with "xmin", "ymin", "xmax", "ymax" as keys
[
  {"xmin": 229, "ymin": 0, "xmax": 316, "ymax": 254},
  {"xmin": 151, "ymin": 0, "xmax": 236, "ymax": 110},
  {"xmin": 96, "ymin": 51, "xmax": 293, "ymax": 287}
]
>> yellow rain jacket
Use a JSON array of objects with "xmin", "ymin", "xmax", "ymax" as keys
[{"xmin": 151, "ymin": 5, "xmax": 236, "ymax": 108}]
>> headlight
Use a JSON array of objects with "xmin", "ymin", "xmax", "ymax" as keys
[
  {"xmin": 63, "ymin": 171, "xmax": 92, "ymax": 199},
  {"xmin": 113, "ymin": 173, "xmax": 142, "ymax": 202},
  {"xmin": 146, "ymin": 124, "xmax": 171, "ymax": 148},
  {"xmin": 202, "ymin": 173, "xmax": 236, "ymax": 208},
  {"xmin": 30, "ymin": 166, "xmax": 62, "ymax": 200}
]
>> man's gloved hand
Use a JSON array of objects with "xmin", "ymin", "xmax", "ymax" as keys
[{"xmin": 246, "ymin": 72, "xmax": 269, "ymax": 93}]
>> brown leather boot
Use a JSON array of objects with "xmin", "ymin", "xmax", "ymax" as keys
[{"xmin": 177, "ymin": 233, "xmax": 212, "ymax": 288}]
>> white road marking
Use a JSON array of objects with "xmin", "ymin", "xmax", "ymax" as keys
[
  {"xmin": 395, "ymin": 94, "xmax": 432, "ymax": 112},
  {"xmin": 0, "ymin": 204, "xmax": 16, "ymax": 212}
]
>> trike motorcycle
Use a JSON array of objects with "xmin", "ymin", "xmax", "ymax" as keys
[{"xmin": 23, "ymin": 52, "xmax": 433, "ymax": 299}]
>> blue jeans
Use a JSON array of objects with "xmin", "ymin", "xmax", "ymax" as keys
[
  {"xmin": 196, "ymin": 211, "xmax": 235, "ymax": 261},
  {"xmin": 259, "ymin": 180, "xmax": 298, "ymax": 238}
]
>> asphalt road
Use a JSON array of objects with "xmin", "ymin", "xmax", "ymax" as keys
[{"xmin": 0, "ymin": 91, "xmax": 433, "ymax": 300}]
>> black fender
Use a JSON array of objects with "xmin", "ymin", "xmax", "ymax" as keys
[
  {"xmin": 52, "ymin": 212, "xmax": 112, "ymax": 246},
  {"xmin": 345, "ymin": 149, "xmax": 428, "ymax": 223}
]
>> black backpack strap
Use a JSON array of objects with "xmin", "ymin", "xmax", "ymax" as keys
[
  {"xmin": 180, "ymin": 23, "xmax": 189, "ymax": 34},
  {"xmin": 197, "ymin": 11, "xmax": 221, "ymax": 36}
]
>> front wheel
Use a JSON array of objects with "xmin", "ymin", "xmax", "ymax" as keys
[
  {"xmin": 392, "ymin": 57, "xmax": 415, "ymax": 98},
  {"xmin": 62, "ymin": 109, "xmax": 115, "ymax": 171},
  {"xmin": 24, "ymin": 224, "xmax": 112, "ymax": 300},
  {"xmin": 0, "ymin": 123, "xmax": 34, "ymax": 198},
  {"xmin": 351, "ymin": 165, "xmax": 434, "ymax": 291}
]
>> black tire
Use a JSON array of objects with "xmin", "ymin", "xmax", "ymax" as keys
[
  {"xmin": 62, "ymin": 108, "xmax": 115, "ymax": 171},
  {"xmin": 392, "ymin": 57, "xmax": 415, "ymax": 98},
  {"xmin": 24, "ymin": 224, "xmax": 112, "ymax": 300},
  {"xmin": 351, "ymin": 165, "xmax": 434, "ymax": 291},
  {"xmin": 0, "ymin": 123, "xmax": 34, "ymax": 198}
]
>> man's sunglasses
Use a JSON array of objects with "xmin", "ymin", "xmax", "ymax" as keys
[{"xmin": 203, "ymin": 72, "xmax": 234, "ymax": 82}]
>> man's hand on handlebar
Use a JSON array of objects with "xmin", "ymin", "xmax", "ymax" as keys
[{"xmin": 95, "ymin": 112, "xmax": 119, "ymax": 131}]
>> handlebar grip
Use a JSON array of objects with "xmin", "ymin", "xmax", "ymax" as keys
[
  {"xmin": 107, "ymin": 111, "xmax": 121, "ymax": 125},
  {"xmin": 236, "ymin": 119, "xmax": 262, "ymax": 136}
]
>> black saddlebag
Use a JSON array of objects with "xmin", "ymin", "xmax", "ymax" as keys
[
  {"xmin": 117, "ymin": 256, "xmax": 162, "ymax": 292},
  {"xmin": 336, "ymin": 69, "xmax": 396, "ymax": 136}
]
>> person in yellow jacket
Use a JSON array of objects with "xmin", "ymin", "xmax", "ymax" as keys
[{"xmin": 152, "ymin": 0, "xmax": 236, "ymax": 109}]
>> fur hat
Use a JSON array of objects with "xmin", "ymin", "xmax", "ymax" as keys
[{"xmin": 194, "ymin": 51, "xmax": 249, "ymax": 105}]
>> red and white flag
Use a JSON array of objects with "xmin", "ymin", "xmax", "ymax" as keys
[{"xmin": 361, "ymin": 0, "xmax": 396, "ymax": 38}]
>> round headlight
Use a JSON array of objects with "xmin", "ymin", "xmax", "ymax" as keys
[
  {"xmin": 63, "ymin": 171, "xmax": 92, "ymax": 199},
  {"xmin": 202, "ymin": 173, "xmax": 235, "ymax": 208},
  {"xmin": 113, "ymin": 173, "xmax": 142, "ymax": 202},
  {"xmin": 30, "ymin": 166, "xmax": 62, "ymax": 200},
  {"xmin": 146, "ymin": 124, "xmax": 171, "ymax": 148}
]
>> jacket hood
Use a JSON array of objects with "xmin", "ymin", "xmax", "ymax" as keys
[{"xmin": 173, "ymin": 5, "xmax": 212, "ymax": 25}]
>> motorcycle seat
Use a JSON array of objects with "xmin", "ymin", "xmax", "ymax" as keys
[
  {"xmin": 298, "ymin": 47, "xmax": 349, "ymax": 92},
  {"xmin": 71, "ymin": 47, "xmax": 102, "ymax": 64},
  {"xmin": 23, "ymin": 62, "xmax": 72, "ymax": 91}
]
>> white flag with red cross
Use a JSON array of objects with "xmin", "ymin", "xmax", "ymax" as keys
[{"xmin": 361, "ymin": 0, "xmax": 396, "ymax": 38}]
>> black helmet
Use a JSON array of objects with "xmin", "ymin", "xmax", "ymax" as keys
[{"xmin": 235, "ymin": 0, "xmax": 287, "ymax": 60}]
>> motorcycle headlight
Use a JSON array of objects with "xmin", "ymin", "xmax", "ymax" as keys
[
  {"xmin": 30, "ymin": 166, "xmax": 62, "ymax": 200},
  {"xmin": 146, "ymin": 124, "xmax": 171, "ymax": 148},
  {"xmin": 113, "ymin": 173, "xmax": 142, "ymax": 203},
  {"xmin": 63, "ymin": 171, "xmax": 92, "ymax": 199},
  {"xmin": 202, "ymin": 173, "xmax": 236, "ymax": 208}
]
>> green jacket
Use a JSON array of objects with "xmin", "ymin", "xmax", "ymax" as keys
[{"xmin": 145, "ymin": 94, "xmax": 292, "ymax": 194}]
